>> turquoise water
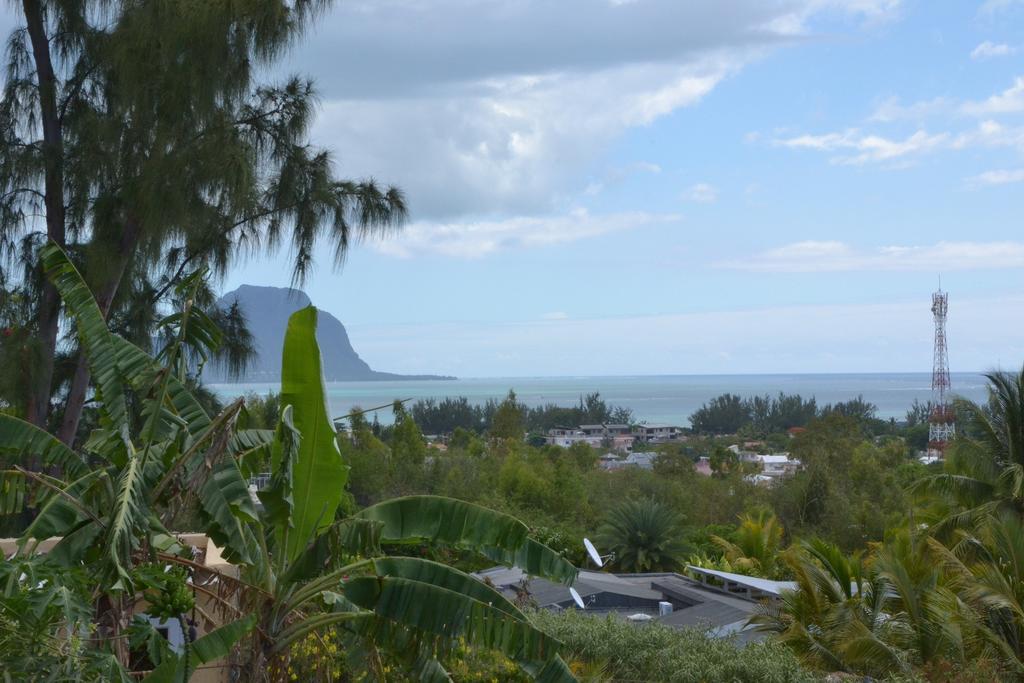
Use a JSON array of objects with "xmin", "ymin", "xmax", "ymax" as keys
[{"xmin": 208, "ymin": 373, "xmax": 990, "ymax": 426}]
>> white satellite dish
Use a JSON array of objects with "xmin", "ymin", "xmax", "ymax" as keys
[
  {"xmin": 583, "ymin": 537, "xmax": 604, "ymax": 567},
  {"xmin": 569, "ymin": 586, "xmax": 585, "ymax": 609}
]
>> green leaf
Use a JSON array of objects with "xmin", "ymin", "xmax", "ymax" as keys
[
  {"xmin": 19, "ymin": 469, "xmax": 107, "ymax": 547},
  {"xmin": 342, "ymin": 575, "xmax": 563, "ymax": 664},
  {"xmin": 0, "ymin": 470, "xmax": 26, "ymax": 515},
  {"xmin": 277, "ymin": 306, "xmax": 348, "ymax": 563},
  {"xmin": 481, "ymin": 538, "xmax": 579, "ymax": 586},
  {"xmin": 258, "ymin": 405, "xmax": 299, "ymax": 533},
  {"xmin": 142, "ymin": 614, "xmax": 256, "ymax": 683},
  {"xmin": 356, "ymin": 496, "xmax": 577, "ymax": 584},
  {"xmin": 534, "ymin": 655, "xmax": 579, "ymax": 683},
  {"xmin": 107, "ymin": 447, "xmax": 146, "ymax": 583},
  {"xmin": 198, "ymin": 458, "xmax": 261, "ymax": 566},
  {"xmin": 40, "ymin": 242, "xmax": 128, "ymax": 435},
  {"xmin": 0, "ymin": 415, "xmax": 89, "ymax": 479},
  {"xmin": 368, "ymin": 557, "xmax": 526, "ymax": 621},
  {"xmin": 280, "ymin": 516, "xmax": 383, "ymax": 586},
  {"xmin": 110, "ymin": 334, "xmax": 211, "ymax": 440}
]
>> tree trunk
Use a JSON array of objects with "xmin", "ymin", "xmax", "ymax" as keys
[
  {"xmin": 22, "ymin": 0, "xmax": 67, "ymax": 429},
  {"xmin": 56, "ymin": 218, "xmax": 142, "ymax": 446}
]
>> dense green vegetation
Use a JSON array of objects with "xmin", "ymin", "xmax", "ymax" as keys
[
  {"xmin": 6, "ymin": 246, "xmax": 1024, "ymax": 682},
  {"xmin": 532, "ymin": 609, "xmax": 820, "ymax": 683},
  {"xmin": 409, "ymin": 391, "xmax": 633, "ymax": 439},
  {"xmin": 0, "ymin": 246, "xmax": 577, "ymax": 681},
  {"xmin": 690, "ymin": 391, "xmax": 891, "ymax": 436}
]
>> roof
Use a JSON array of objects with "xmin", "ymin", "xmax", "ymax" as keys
[
  {"xmin": 757, "ymin": 454, "xmax": 794, "ymax": 464},
  {"xmin": 685, "ymin": 566, "xmax": 797, "ymax": 597},
  {"xmin": 579, "ymin": 424, "xmax": 630, "ymax": 430},
  {"xmin": 476, "ymin": 567, "xmax": 764, "ymax": 636},
  {"xmin": 624, "ymin": 452, "xmax": 657, "ymax": 466}
]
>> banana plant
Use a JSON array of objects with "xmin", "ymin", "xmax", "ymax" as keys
[
  {"xmin": 186, "ymin": 302, "xmax": 579, "ymax": 680},
  {"xmin": 1, "ymin": 241, "xmax": 579, "ymax": 681}
]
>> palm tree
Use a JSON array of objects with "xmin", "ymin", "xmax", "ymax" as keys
[
  {"xmin": 914, "ymin": 366, "xmax": 1024, "ymax": 534},
  {"xmin": 597, "ymin": 498, "xmax": 688, "ymax": 573},
  {"xmin": 0, "ymin": 244, "xmax": 578, "ymax": 681},
  {"xmin": 750, "ymin": 538, "xmax": 911, "ymax": 678},
  {"xmin": 711, "ymin": 510, "xmax": 785, "ymax": 579}
]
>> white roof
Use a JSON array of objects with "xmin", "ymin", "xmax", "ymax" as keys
[
  {"xmin": 757, "ymin": 454, "xmax": 793, "ymax": 464},
  {"xmin": 685, "ymin": 565, "xmax": 798, "ymax": 596}
]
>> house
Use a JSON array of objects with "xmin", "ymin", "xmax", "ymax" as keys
[
  {"xmin": 737, "ymin": 452, "xmax": 801, "ymax": 485},
  {"xmin": 623, "ymin": 451, "xmax": 657, "ymax": 470},
  {"xmin": 546, "ymin": 425, "xmax": 637, "ymax": 451},
  {"xmin": 600, "ymin": 451, "xmax": 658, "ymax": 471},
  {"xmin": 753, "ymin": 453, "xmax": 800, "ymax": 478},
  {"xmin": 632, "ymin": 424, "xmax": 683, "ymax": 444},
  {"xmin": 579, "ymin": 424, "xmax": 632, "ymax": 437},
  {"xmin": 475, "ymin": 566, "xmax": 768, "ymax": 643}
]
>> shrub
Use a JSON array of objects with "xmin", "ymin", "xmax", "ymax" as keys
[{"xmin": 530, "ymin": 609, "xmax": 821, "ymax": 683}]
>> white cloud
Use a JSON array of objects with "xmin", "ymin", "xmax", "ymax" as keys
[
  {"xmin": 971, "ymin": 41, "xmax": 1017, "ymax": 60},
  {"xmin": 962, "ymin": 76, "xmax": 1024, "ymax": 116},
  {"xmin": 542, "ymin": 311, "xmax": 568, "ymax": 320},
  {"xmin": 294, "ymin": 0, "xmax": 909, "ymax": 221},
  {"xmin": 718, "ymin": 240, "xmax": 1024, "ymax": 272},
  {"xmin": 774, "ymin": 129, "xmax": 948, "ymax": 164},
  {"xmin": 683, "ymin": 182, "xmax": 718, "ymax": 203},
  {"xmin": 316, "ymin": 58, "xmax": 737, "ymax": 219},
  {"xmin": 966, "ymin": 168, "xmax": 1024, "ymax": 187},
  {"xmin": 951, "ymin": 119, "xmax": 1024, "ymax": 151},
  {"xmin": 371, "ymin": 209, "xmax": 681, "ymax": 259}
]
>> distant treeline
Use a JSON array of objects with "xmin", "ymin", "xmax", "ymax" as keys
[
  {"xmin": 689, "ymin": 392, "xmax": 884, "ymax": 435},
  {"xmin": 409, "ymin": 391, "xmax": 634, "ymax": 436}
]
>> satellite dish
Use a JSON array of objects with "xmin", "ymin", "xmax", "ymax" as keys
[
  {"xmin": 583, "ymin": 538, "xmax": 604, "ymax": 567},
  {"xmin": 569, "ymin": 586, "xmax": 585, "ymax": 609}
]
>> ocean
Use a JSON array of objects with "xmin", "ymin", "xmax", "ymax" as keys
[{"xmin": 208, "ymin": 372, "xmax": 991, "ymax": 427}]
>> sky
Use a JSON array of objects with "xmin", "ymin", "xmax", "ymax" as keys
[{"xmin": 4, "ymin": 1, "xmax": 1024, "ymax": 377}]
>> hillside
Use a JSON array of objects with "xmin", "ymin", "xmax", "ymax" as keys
[{"xmin": 208, "ymin": 285, "xmax": 453, "ymax": 382}]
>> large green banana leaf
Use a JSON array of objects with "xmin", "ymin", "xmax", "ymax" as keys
[
  {"xmin": 342, "ymin": 574, "xmax": 562, "ymax": 663},
  {"xmin": 40, "ymin": 242, "xmax": 128, "ymax": 434},
  {"xmin": 39, "ymin": 242, "xmax": 212, "ymax": 442},
  {"xmin": 277, "ymin": 306, "xmax": 349, "ymax": 563},
  {"xmin": 356, "ymin": 496, "xmax": 577, "ymax": 584},
  {"xmin": 0, "ymin": 415, "xmax": 89, "ymax": 479},
  {"xmin": 367, "ymin": 557, "xmax": 525, "ymax": 621},
  {"xmin": 110, "ymin": 334, "xmax": 211, "ymax": 439}
]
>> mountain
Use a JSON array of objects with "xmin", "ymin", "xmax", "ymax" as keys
[{"xmin": 208, "ymin": 285, "xmax": 453, "ymax": 382}]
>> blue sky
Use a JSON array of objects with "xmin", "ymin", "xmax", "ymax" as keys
[{"xmin": 5, "ymin": 1, "xmax": 1024, "ymax": 376}]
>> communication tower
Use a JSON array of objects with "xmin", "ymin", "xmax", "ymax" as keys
[{"xmin": 928, "ymin": 287, "xmax": 954, "ymax": 457}]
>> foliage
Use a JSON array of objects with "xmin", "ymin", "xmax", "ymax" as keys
[
  {"xmin": 690, "ymin": 391, "xmax": 884, "ymax": 436},
  {"xmin": 409, "ymin": 391, "xmax": 633, "ymax": 436},
  {"xmin": 0, "ymin": 244, "xmax": 578, "ymax": 681},
  {"xmin": 1, "ymin": 0, "xmax": 407, "ymax": 437},
  {"xmin": 532, "ymin": 609, "xmax": 821, "ymax": 683},
  {"xmin": 597, "ymin": 498, "xmax": 690, "ymax": 573},
  {"xmin": 913, "ymin": 366, "xmax": 1024, "ymax": 534},
  {"xmin": 711, "ymin": 510, "xmax": 786, "ymax": 579}
]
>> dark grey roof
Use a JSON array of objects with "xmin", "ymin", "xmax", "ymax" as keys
[
  {"xmin": 658, "ymin": 601, "xmax": 751, "ymax": 629},
  {"xmin": 475, "ymin": 567, "xmax": 764, "ymax": 636}
]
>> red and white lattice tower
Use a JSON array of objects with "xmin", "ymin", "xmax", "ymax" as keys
[{"xmin": 928, "ymin": 288, "xmax": 955, "ymax": 457}]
